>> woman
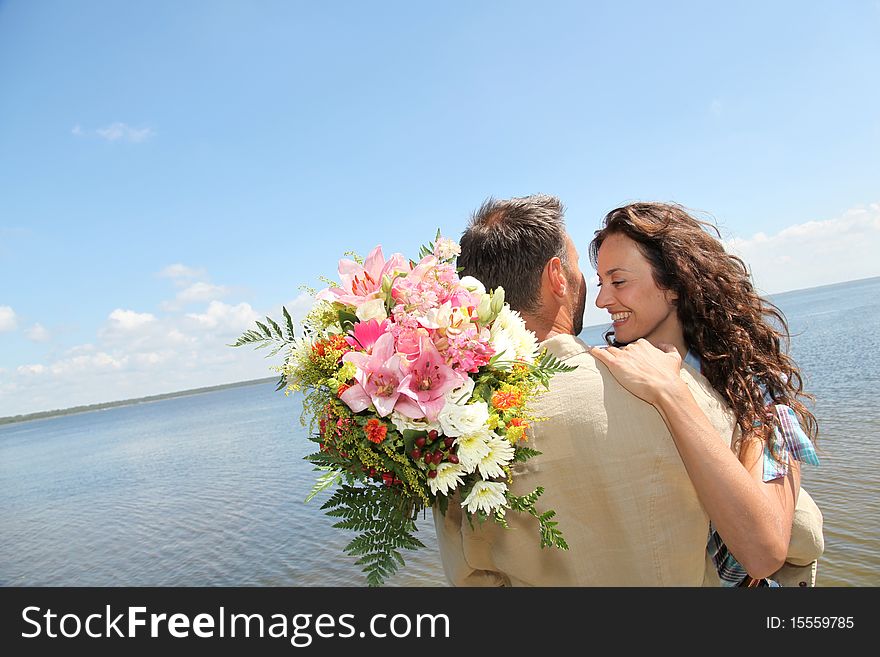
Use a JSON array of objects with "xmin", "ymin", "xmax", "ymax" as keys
[{"xmin": 588, "ymin": 202, "xmax": 820, "ymax": 586}]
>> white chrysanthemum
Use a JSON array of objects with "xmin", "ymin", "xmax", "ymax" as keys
[
  {"xmin": 477, "ymin": 434, "xmax": 516, "ymax": 479},
  {"xmin": 443, "ymin": 376, "xmax": 475, "ymax": 406},
  {"xmin": 463, "ymin": 480, "xmax": 508, "ymax": 515},
  {"xmin": 429, "ymin": 462, "xmax": 466, "ymax": 496},
  {"xmin": 488, "ymin": 326, "xmax": 517, "ymax": 369},
  {"xmin": 490, "ymin": 306, "xmax": 538, "ymax": 365},
  {"xmin": 458, "ymin": 276, "xmax": 486, "ymax": 295},
  {"xmin": 438, "ymin": 400, "xmax": 489, "ymax": 437},
  {"xmin": 454, "ymin": 431, "xmax": 491, "ymax": 473},
  {"xmin": 390, "ymin": 411, "xmax": 440, "ymax": 434},
  {"xmin": 355, "ymin": 297, "xmax": 388, "ymax": 322}
]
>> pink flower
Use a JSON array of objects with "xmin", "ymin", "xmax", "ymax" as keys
[
  {"xmin": 345, "ymin": 319, "xmax": 390, "ymax": 352},
  {"xmin": 445, "ymin": 324, "xmax": 495, "ymax": 373},
  {"xmin": 391, "ymin": 256, "xmax": 442, "ymax": 317},
  {"xmin": 391, "ymin": 324, "xmax": 428, "ymax": 364},
  {"xmin": 317, "ymin": 245, "xmax": 408, "ymax": 308},
  {"xmin": 339, "ymin": 333, "xmax": 407, "ymax": 417},
  {"xmin": 446, "ymin": 285, "xmax": 479, "ymax": 312},
  {"xmin": 398, "ymin": 336, "xmax": 464, "ymax": 422}
]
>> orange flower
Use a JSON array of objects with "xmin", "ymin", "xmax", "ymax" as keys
[
  {"xmin": 329, "ymin": 334, "xmax": 351, "ymax": 352},
  {"xmin": 364, "ymin": 418, "xmax": 388, "ymax": 444},
  {"xmin": 506, "ymin": 417, "xmax": 530, "ymax": 442},
  {"xmin": 491, "ymin": 389, "xmax": 523, "ymax": 410},
  {"xmin": 312, "ymin": 335, "xmax": 351, "ymax": 361}
]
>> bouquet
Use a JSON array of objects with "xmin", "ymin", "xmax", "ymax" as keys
[{"xmin": 233, "ymin": 233, "xmax": 574, "ymax": 585}]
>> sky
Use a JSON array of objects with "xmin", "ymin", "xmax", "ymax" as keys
[{"xmin": 1, "ymin": 0, "xmax": 879, "ymax": 417}]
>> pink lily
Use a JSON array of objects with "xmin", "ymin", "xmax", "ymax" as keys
[
  {"xmin": 345, "ymin": 319, "xmax": 390, "ymax": 352},
  {"xmin": 339, "ymin": 332, "xmax": 407, "ymax": 417},
  {"xmin": 398, "ymin": 335, "xmax": 464, "ymax": 422},
  {"xmin": 317, "ymin": 245, "xmax": 409, "ymax": 307}
]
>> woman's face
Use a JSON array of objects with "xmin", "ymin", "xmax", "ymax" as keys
[{"xmin": 594, "ymin": 233, "xmax": 684, "ymax": 350}]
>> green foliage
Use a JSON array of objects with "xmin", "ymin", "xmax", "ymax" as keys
[
  {"xmin": 417, "ymin": 228, "xmax": 442, "ymax": 260},
  {"xmin": 305, "ymin": 467, "xmax": 343, "ymax": 503},
  {"xmin": 322, "ymin": 484, "xmax": 426, "ymax": 587},
  {"xmin": 506, "ymin": 486, "xmax": 569, "ymax": 551},
  {"xmin": 529, "ymin": 351, "xmax": 578, "ymax": 388},
  {"xmin": 229, "ymin": 307, "xmax": 300, "ymax": 358},
  {"xmin": 512, "ymin": 446, "xmax": 542, "ymax": 463},
  {"xmin": 337, "ymin": 309, "xmax": 358, "ymax": 334}
]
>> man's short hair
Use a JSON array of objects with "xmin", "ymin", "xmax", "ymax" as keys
[{"xmin": 458, "ymin": 194, "xmax": 568, "ymax": 314}]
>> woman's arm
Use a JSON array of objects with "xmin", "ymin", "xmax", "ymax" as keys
[{"xmin": 591, "ymin": 339, "xmax": 799, "ymax": 579}]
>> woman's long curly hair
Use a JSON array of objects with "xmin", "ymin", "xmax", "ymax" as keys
[{"xmin": 589, "ymin": 202, "xmax": 818, "ymax": 458}]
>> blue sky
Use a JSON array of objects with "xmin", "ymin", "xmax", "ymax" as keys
[{"xmin": 1, "ymin": 0, "xmax": 879, "ymax": 416}]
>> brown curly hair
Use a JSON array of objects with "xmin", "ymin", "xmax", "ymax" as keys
[{"xmin": 588, "ymin": 202, "xmax": 818, "ymax": 458}]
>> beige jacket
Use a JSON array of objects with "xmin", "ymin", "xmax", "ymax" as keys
[{"xmin": 434, "ymin": 333, "xmax": 738, "ymax": 586}]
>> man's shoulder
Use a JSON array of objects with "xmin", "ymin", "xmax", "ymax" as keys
[{"xmin": 540, "ymin": 333, "xmax": 601, "ymax": 367}]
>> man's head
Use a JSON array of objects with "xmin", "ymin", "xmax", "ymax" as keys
[{"xmin": 458, "ymin": 194, "xmax": 586, "ymax": 339}]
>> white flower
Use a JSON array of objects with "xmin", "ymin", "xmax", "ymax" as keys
[
  {"xmin": 433, "ymin": 237, "xmax": 461, "ymax": 261},
  {"xmin": 390, "ymin": 411, "xmax": 440, "ymax": 434},
  {"xmin": 443, "ymin": 376, "xmax": 475, "ymax": 406},
  {"xmin": 489, "ymin": 306, "xmax": 538, "ymax": 367},
  {"xmin": 477, "ymin": 434, "xmax": 516, "ymax": 479},
  {"xmin": 421, "ymin": 302, "xmax": 472, "ymax": 331},
  {"xmin": 439, "ymin": 400, "xmax": 489, "ymax": 437},
  {"xmin": 488, "ymin": 326, "xmax": 517, "ymax": 369},
  {"xmin": 454, "ymin": 431, "xmax": 491, "ymax": 473},
  {"xmin": 419, "ymin": 301, "xmax": 453, "ymax": 329},
  {"xmin": 459, "ymin": 276, "xmax": 486, "ymax": 295},
  {"xmin": 463, "ymin": 480, "xmax": 508, "ymax": 515},
  {"xmin": 429, "ymin": 462, "xmax": 466, "ymax": 496},
  {"xmin": 355, "ymin": 298, "xmax": 388, "ymax": 322}
]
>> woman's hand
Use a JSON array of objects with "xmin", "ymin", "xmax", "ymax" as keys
[{"xmin": 590, "ymin": 339, "xmax": 685, "ymax": 406}]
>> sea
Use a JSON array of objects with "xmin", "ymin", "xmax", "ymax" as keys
[{"xmin": 1, "ymin": 277, "xmax": 878, "ymax": 587}]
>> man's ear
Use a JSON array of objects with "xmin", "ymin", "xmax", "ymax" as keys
[{"xmin": 546, "ymin": 256, "xmax": 567, "ymax": 297}]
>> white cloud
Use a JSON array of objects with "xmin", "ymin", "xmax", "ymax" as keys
[
  {"xmin": 179, "ymin": 282, "xmax": 228, "ymax": 303},
  {"xmin": 710, "ymin": 99, "xmax": 723, "ymax": 116},
  {"xmin": 95, "ymin": 122, "xmax": 155, "ymax": 143},
  {"xmin": 17, "ymin": 364, "xmax": 46, "ymax": 375},
  {"xmin": 107, "ymin": 309, "xmax": 157, "ymax": 330},
  {"xmin": 0, "ymin": 305, "xmax": 17, "ymax": 332},
  {"xmin": 132, "ymin": 351, "xmax": 171, "ymax": 367},
  {"xmin": 25, "ymin": 323, "xmax": 50, "ymax": 342},
  {"xmin": 42, "ymin": 352, "xmax": 129, "ymax": 376},
  {"xmin": 159, "ymin": 263, "xmax": 206, "ymax": 282},
  {"xmin": 725, "ymin": 203, "xmax": 880, "ymax": 294},
  {"xmin": 161, "ymin": 282, "xmax": 229, "ymax": 310},
  {"xmin": 186, "ymin": 301, "xmax": 259, "ymax": 331},
  {"xmin": 166, "ymin": 328, "xmax": 196, "ymax": 345},
  {"xmin": 71, "ymin": 124, "xmax": 83, "ymax": 136}
]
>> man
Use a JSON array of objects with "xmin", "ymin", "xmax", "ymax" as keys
[{"xmin": 433, "ymin": 194, "xmax": 739, "ymax": 585}]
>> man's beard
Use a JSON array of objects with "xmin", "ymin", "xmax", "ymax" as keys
[{"xmin": 569, "ymin": 272, "xmax": 586, "ymax": 336}]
